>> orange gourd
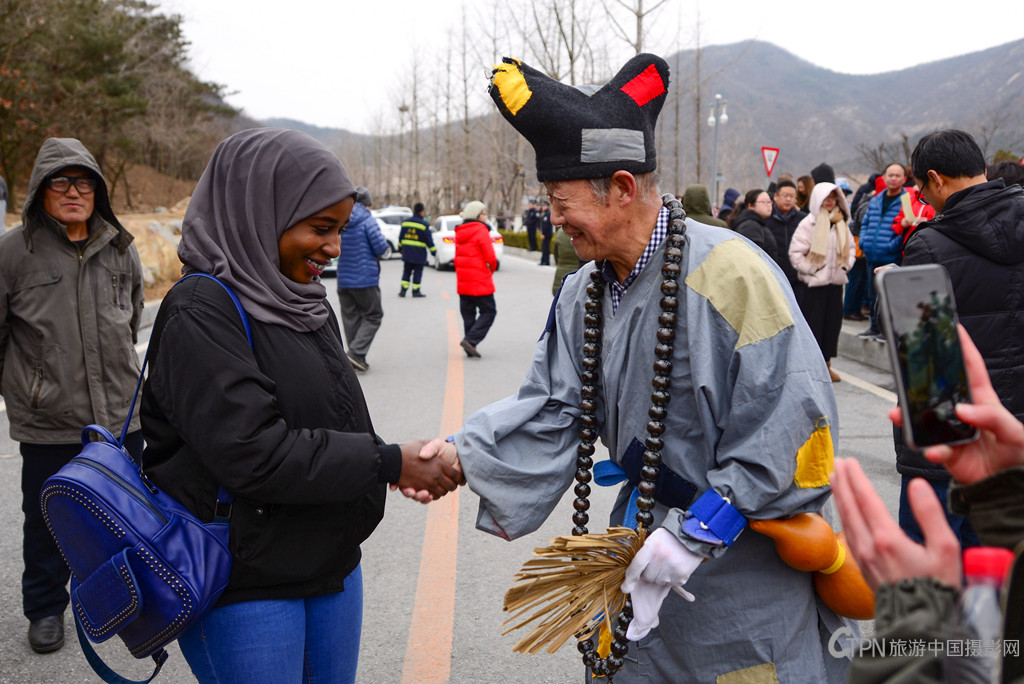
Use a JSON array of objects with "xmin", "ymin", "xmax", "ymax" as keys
[
  {"xmin": 751, "ymin": 514, "xmax": 875, "ymax": 619},
  {"xmin": 749, "ymin": 513, "xmax": 838, "ymax": 572},
  {"xmin": 813, "ymin": 532, "xmax": 875, "ymax": 620}
]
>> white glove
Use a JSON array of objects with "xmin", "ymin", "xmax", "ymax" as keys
[{"xmin": 621, "ymin": 528, "xmax": 701, "ymax": 641}]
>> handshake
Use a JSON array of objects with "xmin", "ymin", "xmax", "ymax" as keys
[{"xmin": 391, "ymin": 438, "xmax": 466, "ymax": 502}]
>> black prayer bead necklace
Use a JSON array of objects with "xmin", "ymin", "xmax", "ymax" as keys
[{"xmin": 573, "ymin": 194, "xmax": 688, "ymax": 680}]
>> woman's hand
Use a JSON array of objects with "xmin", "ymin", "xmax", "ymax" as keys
[{"xmin": 394, "ymin": 440, "xmax": 461, "ymax": 503}]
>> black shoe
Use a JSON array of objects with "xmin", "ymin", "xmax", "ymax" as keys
[
  {"xmin": 398, "ymin": 288, "xmax": 407, "ymax": 297},
  {"xmin": 460, "ymin": 339, "xmax": 482, "ymax": 358},
  {"xmin": 843, "ymin": 313, "xmax": 867, "ymax": 321},
  {"xmin": 857, "ymin": 328, "xmax": 880, "ymax": 338},
  {"xmin": 28, "ymin": 615, "xmax": 64, "ymax": 654},
  {"xmin": 347, "ymin": 354, "xmax": 369, "ymax": 371},
  {"xmin": 873, "ymin": 334, "xmax": 887, "ymax": 344},
  {"xmin": 412, "ymin": 291, "xmax": 426, "ymax": 298}
]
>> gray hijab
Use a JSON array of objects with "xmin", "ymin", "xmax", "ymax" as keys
[{"xmin": 179, "ymin": 128, "xmax": 355, "ymax": 332}]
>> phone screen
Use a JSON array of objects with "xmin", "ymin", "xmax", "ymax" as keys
[{"xmin": 878, "ymin": 265, "xmax": 978, "ymax": 448}]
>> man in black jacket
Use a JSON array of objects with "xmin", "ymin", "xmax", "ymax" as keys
[
  {"xmin": 764, "ymin": 179, "xmax": 808, "ymax": 300},
  {"xmin": 894, "ymin": 129, "xmax": 1024, "ymax": 547}
]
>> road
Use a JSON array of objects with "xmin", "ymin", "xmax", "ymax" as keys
[{"xmin": 0, "ymin": 251, "xmax": 902, "ymax": 683}]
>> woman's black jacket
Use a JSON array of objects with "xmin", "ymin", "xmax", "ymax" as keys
[{"xmin": 140, "ymin": 276, "xmax": 401, "ymax": 605}]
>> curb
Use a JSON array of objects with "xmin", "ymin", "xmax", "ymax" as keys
[{"xmin": 835, "ymin": 317, "xmax": 891, "ymax": 373}]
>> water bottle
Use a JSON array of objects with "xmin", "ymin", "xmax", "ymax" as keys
[{"xmin": 946, "ymin": 546, "xmax": 1015, "ymax": 683}]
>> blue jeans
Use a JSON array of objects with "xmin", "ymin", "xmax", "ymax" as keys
[
  {"xmin": 898, "ymin": 476, "xmax": 980, "ymax": 548},
  {"xmin": 865, "ymin": 260, "xmax": 887, "ymax": 331},
  {"xmin": 842, "ymin": 257, "xmax": 868, "ymax": 315},
  {"xmin": 179, "ymin": 565, "xmax": 363, "ymax": 684}
]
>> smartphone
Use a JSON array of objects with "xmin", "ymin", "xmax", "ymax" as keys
[{"xmin": 875, "ymin": 264, "xmax": 979, "ymax": 450}]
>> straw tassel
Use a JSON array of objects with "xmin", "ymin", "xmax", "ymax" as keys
[{"xmin": 502, "ymin": 526, "xmax": 646, "ymax": 654}]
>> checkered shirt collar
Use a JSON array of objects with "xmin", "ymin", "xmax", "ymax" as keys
[{"xmin": 601, "ymin": 205, "xmax": 670, "ymax": 312}]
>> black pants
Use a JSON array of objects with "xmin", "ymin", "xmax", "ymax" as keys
[
  {"xmin": 20, "ymin": 431, "xmax": 143, "ymax": 620},
  {"xmin": 401, "ymin": 262, "xmax": 424, "ymax": 290},
  {"xmin": 460, "ymin": 294, "xmax": 497, "ymax": 346},
  {"xmin": 798, "ymin": 284, "xmax": 843, "ymax": 361},
  {"xmin": 527, "ymin": 226, "xmax": 538, "ymax": 251},
  {"xmin": 539, "ymin": 233, "xmax": 552, "ymax": 265}
]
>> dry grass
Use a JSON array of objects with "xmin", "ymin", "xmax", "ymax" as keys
[{"xmin": 502, "ymin": 526, "xmax": 644, "ymax": 654}]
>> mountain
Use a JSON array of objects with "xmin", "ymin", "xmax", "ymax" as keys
[
  {"xmin": 662, "ymin": 38, "xmax": 1024, "ymax": 188},
  {"xmin": 260, "ymin": 39, "xmax": 1024, "ymax": 198}
]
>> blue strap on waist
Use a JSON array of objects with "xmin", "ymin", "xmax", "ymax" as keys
[
  {"xmin": 680, "ymin": 489, "xmax": 747, "ymax": 547},
  {"xmin": 594, "ymin": 437, "xmax": 698, "ymax": 527},
  {"xmin": 593, "ymin": 460, "xmax": 641, "ymax": 527}
]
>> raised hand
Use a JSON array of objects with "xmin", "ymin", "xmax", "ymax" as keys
[
  {"xmin": 889, "ymin": 324, "xmax": 1024, "ymax": 485},
  {"xmin": 831, "ymin": 458, "xmax": 961, "ymax": 591},
  {"xmin": 394, "ymin": 440, "xmax": 460, "ymax": 503}
]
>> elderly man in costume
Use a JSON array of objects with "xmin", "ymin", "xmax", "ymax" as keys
[{"xmin": 418, "ymin": 54, "xmax": 851, "ymax": 682}]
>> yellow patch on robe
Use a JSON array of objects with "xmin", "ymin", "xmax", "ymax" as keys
[
  {"xmin": 716, "ymin": 662, "xmax": 779, "ymax": 683},
  {"xmin": 684, "ymin": 239, "xmax": 793, "ymax": 349},
  {"xmin": 492, "ymin": 62, "xmax": 532, "ymax": 115},
  {"xmin": 794, "ymin": 418, "xmax": 834, "ymax": 488}
]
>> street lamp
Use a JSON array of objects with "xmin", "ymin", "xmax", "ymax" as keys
[{"xmin": 707, "ymin": 93, "xmax": 728, "ymax": 211}]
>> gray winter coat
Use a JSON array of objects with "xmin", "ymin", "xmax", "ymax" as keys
[{"xmin": 0, "ymin": 138, "xmax": 143, "ymax": 443}]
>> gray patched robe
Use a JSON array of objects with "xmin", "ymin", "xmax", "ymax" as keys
[{"xmin": 456, "ymin": 216, "xmax": 853, "ymax": 683}]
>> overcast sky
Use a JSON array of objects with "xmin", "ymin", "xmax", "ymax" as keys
[{"xmin": 164, "ymin": 0, "xmax": 1023, "ymax": 135}]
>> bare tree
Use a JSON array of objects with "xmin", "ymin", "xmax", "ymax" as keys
[{"xmin": 600, "ymin": 0, "xmax": 671, "ymax": 54}]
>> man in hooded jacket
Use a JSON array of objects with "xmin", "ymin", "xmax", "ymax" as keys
[
  {"xmin": 680, "ymin": 185, "xmax": 726, "ymax": 228},
  {"xmin": 0, "ymin": 138, "xmax": 144, "ymax": 653}
]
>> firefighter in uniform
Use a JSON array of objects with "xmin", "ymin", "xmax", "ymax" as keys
[{"xmin": 398, "ymin": 202, "xmax": 435, "ymax": 298}]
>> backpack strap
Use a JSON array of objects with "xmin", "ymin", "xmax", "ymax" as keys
[
  {"xmin": 74, "ymin": 611, "xmax": 168, "ymax": 684},
  {"xmin": 118, "ymin": 273, "xmax": 252, "ymax": 446}
]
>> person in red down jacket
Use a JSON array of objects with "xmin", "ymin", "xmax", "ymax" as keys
[{"xmin": 454, "ymin": 200, "xmax": 498, "ymax": 358}]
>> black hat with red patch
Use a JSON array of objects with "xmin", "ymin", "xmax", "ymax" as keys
[{"xmin": 489, "ymin": 54, "xmax": 670, "ymax": 182}]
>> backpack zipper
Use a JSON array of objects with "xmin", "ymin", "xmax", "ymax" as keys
[{"xmin": 70, "ymin": 458, "xmax": 169, "ymax": 525}]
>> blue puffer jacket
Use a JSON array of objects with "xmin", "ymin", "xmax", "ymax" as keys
[
  {"xmin": 337, "ymin": 203, "xmax": 387, "ymax": 288},
  {"xmin": 859, "ymin": 190, "xmax": 905, "ymax": 263}
]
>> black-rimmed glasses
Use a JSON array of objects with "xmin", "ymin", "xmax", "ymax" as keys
[{"xmin": 46, "ymin": 176, "xmax": 97, "ymax": 194}]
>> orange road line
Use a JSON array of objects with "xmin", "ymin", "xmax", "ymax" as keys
[{"xmin": 401, "ymin": 309, "xmax": 463, "ymax": 683}]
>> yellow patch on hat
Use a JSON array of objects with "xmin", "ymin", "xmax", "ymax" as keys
[
  {"xmin": 492, "ymin": 61, "xmax": 532, "ymax": 116},
  {"xmin": 794, "ymin": 417, "xmax": 834, "ymax": 489},
  {"xmin": 684, "ymin": 238, "xmax": 794, "ymax": 349}
]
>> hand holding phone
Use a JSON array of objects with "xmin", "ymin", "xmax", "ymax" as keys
[{"xmin": 875, "ymin": 264, "xmax": 979, "ymax": 450}]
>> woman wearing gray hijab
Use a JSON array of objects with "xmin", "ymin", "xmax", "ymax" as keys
[{"xmin": 139, "ymin": 128, "xmax": 460, "ymax": 683}]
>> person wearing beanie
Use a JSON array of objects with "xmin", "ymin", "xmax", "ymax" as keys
[
  {"xmin": 398, "ymin": 201, "xmax": 435, "ymax": 298},
  {"xmin": 336, "ymin": 186, "xmax": 388, "ymax": 371},
  {"xmin": 454, "ymin": 201, "xmax": 497, "ymax": 357},
  {"xmin": 409, "ymin": 54, "xmax": 849, "ymax": 683}
]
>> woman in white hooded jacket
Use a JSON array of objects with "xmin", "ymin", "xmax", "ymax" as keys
[{"xmin": 789, "ymin": 181, "xmax": 855, "ymax": 381}]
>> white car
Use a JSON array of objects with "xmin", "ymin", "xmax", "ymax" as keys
[
  {"xmin": 429, "ymin": 214, "xmax": 503, "ymax": 271},
  {"xmin": 323, "ymin": 206, "xmax": 406, "ymax": 277},
  {"xmin": 370, "ymin": 206, "xmax": 412, "ymax": 260}
]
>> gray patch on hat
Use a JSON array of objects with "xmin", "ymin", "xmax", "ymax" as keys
[
  {"xmin": 580, "ymin": 128, "xmax": 646, "ymax": 164},
  {"xmin": 573, "ymin": 84, "xmax": 601, "ymax": 96}
]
